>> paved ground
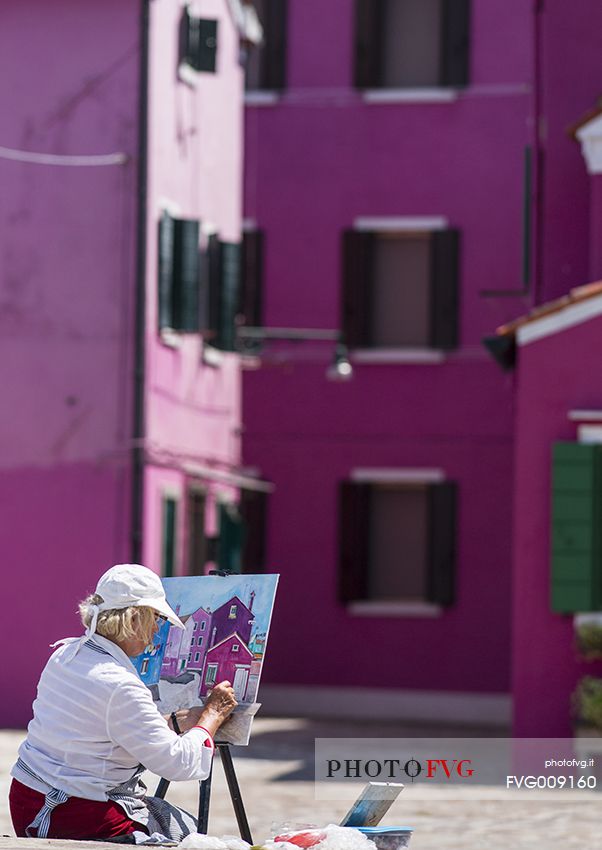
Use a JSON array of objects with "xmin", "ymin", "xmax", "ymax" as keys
[{"xmin": 2, "ymin": 718, "xmax": 602, "ymax": 849}]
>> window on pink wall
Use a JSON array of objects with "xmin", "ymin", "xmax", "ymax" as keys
[
  {"xmin": 245, "ymin": 0, "xmax": 287, "ymax": 91},
  {"xmin": 339, "ymin": 480, "xmax": 457, "ymax": 606},
  {"xmin": 354, "ymin": 0, "xmax": 470, "ymax": 90},
  {"xmin": 187, "ymin": 489, "xmax": 207, "ymax": 576},
  {"xmin": 341, "ymin": 229, "xmax": 460, "ymax": 350}
]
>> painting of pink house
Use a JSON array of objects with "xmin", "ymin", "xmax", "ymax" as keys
[
  {"xmin": 151, "ymin": 573, "xmax": 278, "ymax": 741},
  {"xmin": 161, "ymin": 615, "xmax": 195, "ymax": 677},
  {"xmin": 187, "ymin": 607, "xmax": 213, "ymax": 671},
  {"xmin": 200, "ymin": 633, "xmax": 254, "ymax": 701}
]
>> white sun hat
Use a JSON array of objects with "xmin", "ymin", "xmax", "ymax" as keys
[
  {"xmin": 88, "ymin": 564, "xmax": 185, "ymax": 637},
  {"xmin": 54, "ymin": 564, "xmax": 186, "ymax": 661}
]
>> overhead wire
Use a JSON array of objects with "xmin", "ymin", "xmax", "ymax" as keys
[{"xmin": 0, "ymin": 145, "xmax": 128, "ymax": 166}]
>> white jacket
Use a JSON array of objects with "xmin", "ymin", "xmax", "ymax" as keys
[{"xmin": 11, "ymin": 634, "xmax": 213, "ymax": 800}]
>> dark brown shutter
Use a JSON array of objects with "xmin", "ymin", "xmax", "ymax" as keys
[
  {"xmin": 240, "ymin": 489, "xmax": 268, "ymax": 573},
  {"xmin": 187, "ymin": 490, "xmax": 207, "ymax": 576},
  {"xmin": 158, "ymin": 213, "xmax": 175, "ymax": 330},
  {"xmin": 440, "ymin": 0, "xmax": 471, "ymax": 87},
  {"xmin": 264, "ymin": 0, "xmax": 288, "ymax": 90},
  {"xmin": 240, "ymin": 229, "xmax": 264, "ymax": 327},
  {"xmin": 353, "ymin": 0, "xmax": 382, "ymax": 89},
  {"xmin": 339, "ymin": 482, "xmax": 371, "ymax": 603},
  {"xmin": 429, "ymin": 229, "xmax": 460, "ymax": 350},
  {"xmin": 341, "ymin": 230, "xmax": 374, "ymax": 347},
  {"xmin": 173, "ymin": 219, "xmax": 200, "ymax": 332},
  {"xmin": 426, "ymin": 481, "xmax": 457, "ymax": 606}
]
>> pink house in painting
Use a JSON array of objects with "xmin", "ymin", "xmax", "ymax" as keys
[
  {"xmin": 187, "ymin": 607, "xmax": 213, "ymax": 671},
  {"xmin": 242, "ymin": 0, "xmax": 602, "ymax": 724},
  {"xmin": 201, "ymin": 632, "xmax": 254, "ymax": 700},
  {"xmin": 1, "ymin": 0, "xmax": 263, "ymax": 728}
]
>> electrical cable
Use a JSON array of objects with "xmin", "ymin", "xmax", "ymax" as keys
[{"xmin": 0, "ymin": 144, "xmax": 128, "ymax": 166}]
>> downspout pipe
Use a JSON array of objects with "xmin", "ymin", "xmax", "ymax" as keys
[{"xmin": 132, "ymin": 0, "xmax": 150, "ymax": 563}]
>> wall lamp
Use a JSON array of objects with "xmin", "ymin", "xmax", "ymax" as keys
[{"xmin": 235, "ymin": 327, "xmax": 354, "ymax": 381}]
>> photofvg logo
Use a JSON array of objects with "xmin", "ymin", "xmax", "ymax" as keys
[
  {"xmin": 325, "ymin": 756, "xmax": 474, "ymax": 782},
  {"xmin": 315, "ymin": 738, "xmax": 601, "ymax": 802},
  {"xmin": 315, "ymin": 739, "xmax": 483, "ymax": 794}
]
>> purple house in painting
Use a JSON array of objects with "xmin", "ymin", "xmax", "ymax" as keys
[
  {"xmin": 209, "ymin": 594, "xmax": 255, "ymax": 648},
  {"xmin": 200, "ymin": 633, "xmax": 254, "ymax": 701}
]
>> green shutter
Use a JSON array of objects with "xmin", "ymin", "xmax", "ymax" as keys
[
  {"xmin": 195, "ymin": 19, "xmax": 218, "ymax": 73},
  {"xmin": 551, "ymin": 442, "xmax": 602, "ymax": 613},
  {"xmin": 172, "ymin": 219, "xmax": 200, "ymax": 332},
  {"xmin": 162, "ymin": 497, "xmax": 178, "ymax": 578},
  {"xmin": 158, "ymin": 213, "xmax": 175, "ymax": 330},
  {"xmin": 218, "ymin": 503, "xmax": 244, "ymax": 574},
  {"xmin": 217, "ymin": 241, "xmax": 242, "ymax": 351}
]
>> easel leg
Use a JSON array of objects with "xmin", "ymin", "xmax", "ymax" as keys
[
  {"xmin": 197, "ymin": 760, "xmax": 213, "ymax": 833},
  {"xmin": 218, "ymin": 744, "xmax": 253, "ymax": 845},
  {"xmin": 154, "ymin": 778, "xmax": 170, "ymax": 800}
]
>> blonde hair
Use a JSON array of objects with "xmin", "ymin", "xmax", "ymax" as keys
[{"xmin": 79, "ymin": 594, "xmax": 157, "ymax": 646}]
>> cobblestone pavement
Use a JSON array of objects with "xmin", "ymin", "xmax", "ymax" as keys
[{"xmin": 2, "ymin": 718, "xmax": 602, "ymax": 849}]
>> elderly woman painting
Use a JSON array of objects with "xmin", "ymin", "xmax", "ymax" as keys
[{"xmin": 9, "ymin": 564, "xmax": 237, "ymax": 842}]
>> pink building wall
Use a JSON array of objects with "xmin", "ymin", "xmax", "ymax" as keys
[
  {"xmin": 141, "ymin": 0, "xmax": 243, "ymax": 575},
  {"xmin": 1, "ymin": 0, "xmax": 246, "ymax": 728},
  {"xmin": 242, "ymin": 0, "xmax": 602, "ymax": 710},
  {"xmin": 0, "ymin": 0, "xmax": 139, "ymax": 728},
  {"xmin": 512, "ymin": 307, "xmax": 602, "ymax": 736}
]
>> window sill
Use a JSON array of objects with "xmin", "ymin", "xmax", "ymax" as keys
[
  {"xmin": 240, "ymin": 354, "xmax": 262, "ymax": 370},
  {"xmin": 178, "ymin": 63, "xmax": 198, "ymax": 88},
  {"xmin": 160, "ymin": 329, "xmax": 182, "ymax": 349},
  {"xmin": 244, "ymin": 90, "xmax": 280, "ymax": 106},
  {"xmin": 362, "ymin": 88, "xmax": 458, "ymax": 104},
  {"xmin": 348, "ymin": 601, "xmax": 443, "ymax": 618},
  {"xmin": 202, "ymin": 344, "xmax": 224, "ymax": 367},
  {"xmin": 351, "ymin": 348, "xmax": 446, "ymax": 364}
]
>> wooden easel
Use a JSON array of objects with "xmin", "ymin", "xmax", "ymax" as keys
[{"xmin": 155, "ymin": 743, "xmax": 253, "ymax": 843}]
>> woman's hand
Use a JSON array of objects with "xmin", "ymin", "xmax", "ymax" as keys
[
  {"xmin": 196, "ymin": 681, "xmax": 237, "ymax": 737},
  {"xmin": 167, "ymin": 681, "xmax": 237, "ymax": 738}
]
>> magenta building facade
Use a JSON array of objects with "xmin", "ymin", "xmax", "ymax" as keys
[
  {"xmin": 242, "ymin": 0, "xmax": 602, "ymax": 724},
  {"xmin": 1, "ymin": 0, "xmax": 257, "ymax": 728}
]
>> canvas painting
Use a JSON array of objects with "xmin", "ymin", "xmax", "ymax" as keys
[{"xmin": 131, "ymin": 573, "xmax": 279, "ymax": 745}]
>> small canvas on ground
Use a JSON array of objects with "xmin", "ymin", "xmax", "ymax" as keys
[{"xmin": 131, "ymin": 573, "xmax": 279, "ymax": 745}]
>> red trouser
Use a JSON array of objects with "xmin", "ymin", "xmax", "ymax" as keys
[{"xmin": 9, "ymin": 778, "xmax": 147, "ymax": 840}]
